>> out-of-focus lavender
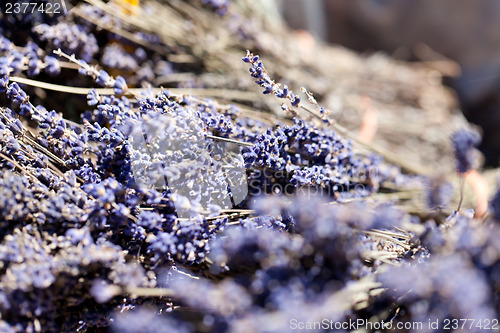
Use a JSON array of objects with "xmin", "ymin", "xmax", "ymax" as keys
[{"xmin": 33, "ymin": 22, "xmax": 98, "ymax": 62}]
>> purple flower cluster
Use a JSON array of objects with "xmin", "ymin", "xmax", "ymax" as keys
[
  {"xmin": 383, "ymin": 211, "xmax": 500, "ymax": 325},
  {"xmin": 0, "ymin": 40, "xmax": 61, "ymax": 86},
  {"xmin": 238, "ymin": 106, "xmax": 389, "ymax": 199},
  {"xmin": 33, "ymin": 22, "xmax": 99, "ymax": 62},
  {"xmin": 101, "ymin": 43, "xmax": 139, "ymax": 72}
]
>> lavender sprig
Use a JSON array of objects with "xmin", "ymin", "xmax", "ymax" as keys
[
  {"xmin": 53, "ymin": 49, "xmax": 128, "ymax": 95},
  {"xmin": 242, "ymin": 50, "xmax": 301, "ymax": 107}
]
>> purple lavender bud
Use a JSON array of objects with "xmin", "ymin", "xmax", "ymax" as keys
[
  {"xmin": 87, "ymin": 89, "xmax": 100, "ymax": 106},
  {"xmin": 0, "ymin": 37, "xmax": 12, "ymax": 52},
  {"xmin": 19, "ymin": 103, "xmax": 32, "ymax": 116},
  {"xmin": 96, "ymin": 70, "xmax": 111, "ymax": 87},
  {"xmin": 52, "ymin": 126, "xmax": 65, "ymax": 139},
  {"xmin": 114, "ymin": 76, "xmax": 128, "ymax": 95},
  {"xmin": 28, "ymin": 58, "xmax": 41, "ymax": 76},
  {"xmin": 451, "ymin": 129, "xmax": 481, "ymax": 173},
  {"xmin": 6, "ymin": 83, "xmax": 28, "ymax": 104},
  {"xmin": 291, "ymin": 95, "xmax": 301, "ymax": 107},
  {"xmin": 263, "ymin": 84, "xmax": 273, "ymax": 94},
  {"xmin": 43, "ymin": 56, "xmax": 61, "ymax": 76},
  {"xmin": 282, "ymin": 85, "xmax": 289, "ymax": 97},
  {"xmin": 137, "ymin": 211, "xmax": 163, "ymax": 231},
  {"xmin": 78, "ymin": 60, "xmax": 90, "ymax": 76},
  {"xmin": 23, "ymin": 41, "xmax": 40, "ymax": 59},
  {"xmin": 4, "ymin": 137, "xmax": 19, "ymax": 154},
  {"xmin": 8, "ymin": 118, "xmax": 24, "ymax": 136},
  {"xmin": 9, "ymin": 51, "xmax": 24, "ymax": 74}
]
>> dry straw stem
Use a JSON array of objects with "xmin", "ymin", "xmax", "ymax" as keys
[
  {"xmin": 364, "ymin": 230, "xmax": 411, "ymax": 251},
  {"xmin": 9, "ymin": 76, "xmax": 257, "ymax": 101}
]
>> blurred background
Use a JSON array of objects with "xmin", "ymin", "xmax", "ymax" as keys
[{"xmin": 277, "ymin": 0, "xmax": 500, "ymax": 167}]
